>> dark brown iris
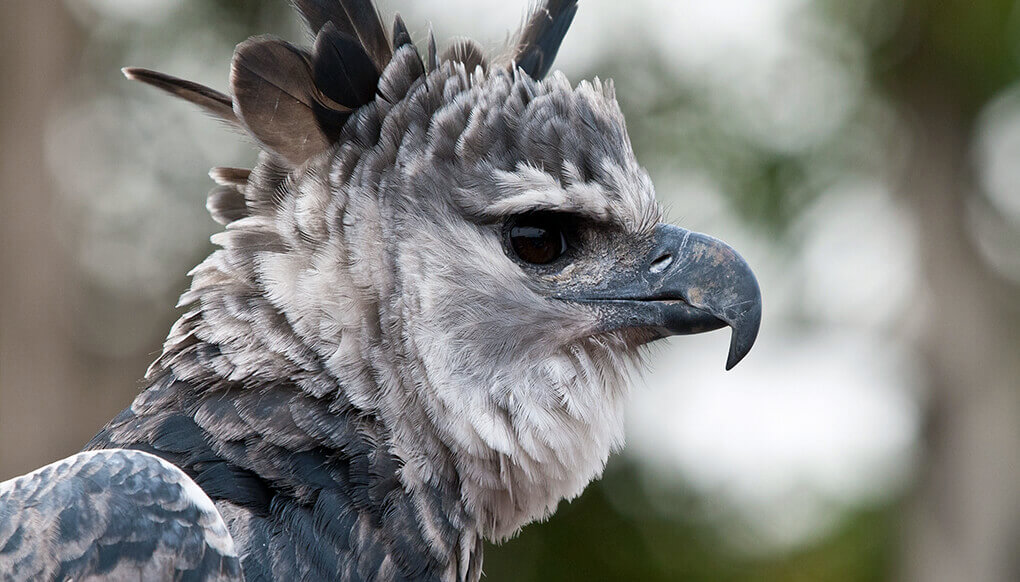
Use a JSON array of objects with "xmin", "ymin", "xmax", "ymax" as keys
[{"xmin": 508, "ymin": 215, "xmax": 568, "ymax": 265}]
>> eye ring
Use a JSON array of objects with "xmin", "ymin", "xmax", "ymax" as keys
[{"xmin": 507, "ymin": 214, "xmax": 568, "ymax": 265}]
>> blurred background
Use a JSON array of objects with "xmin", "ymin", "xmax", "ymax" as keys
[{"xmin": 1, "ymin": 0, "xmax": 1018, "ymax": 580}]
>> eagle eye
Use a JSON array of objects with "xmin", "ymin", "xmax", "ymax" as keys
[{"xmin": 507, "ymin": 214, "xmax": 568, "ymax": 265}]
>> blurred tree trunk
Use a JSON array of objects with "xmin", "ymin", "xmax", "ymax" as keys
[
  {"xmin": 0, "ymin": 2, "xmax": 85, "ymax": 479},
  {"xmin": 894, "ymin": 68, "xmax": 1020, "ymax": 582}
]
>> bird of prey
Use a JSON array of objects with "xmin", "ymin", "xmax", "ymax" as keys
[{"xmin": 0, "ymin": 1, "xmax": 762, "ymax": 580}]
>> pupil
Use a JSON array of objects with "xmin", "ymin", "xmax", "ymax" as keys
[{"xmin": 510, "ymin": 221, "xmax": 566, "ymax": 265}]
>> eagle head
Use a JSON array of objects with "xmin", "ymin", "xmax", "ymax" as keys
[{"xmin": 130, "ymin": 0, "xmax": 761, "ymax": 540}]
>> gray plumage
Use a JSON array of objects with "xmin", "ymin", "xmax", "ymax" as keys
[
  {"xmin": 1, "ymin": 1, "xmax": 762, "ymax": 581},
  {"xmin": 0, "ymin": 450, "xmax": 241, "ymax": 581},
  {"xmin": 441, "ymin": 39, "xmax": 488, "ymax": 74},
  {"xmin": 207, "ymin": 168, "xmax": 252, "ymax": 226}
]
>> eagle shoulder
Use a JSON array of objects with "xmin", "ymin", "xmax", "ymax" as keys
[{"xmin": 0, "ymin": 449, "xmax": 242, "ymax": 581}]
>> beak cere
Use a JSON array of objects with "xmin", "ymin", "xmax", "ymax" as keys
[{"xmin": 566, "ymin": 224, "xmax": 762, "ymax": 370}]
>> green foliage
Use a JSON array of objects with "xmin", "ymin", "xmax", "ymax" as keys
[
  {"xmin": 484, "ymin": 461, "xmax": 901, "ymax": 582},
  {"xmin": 906, "ymin": 0, "xmax": 1019, "ymax": 106}
]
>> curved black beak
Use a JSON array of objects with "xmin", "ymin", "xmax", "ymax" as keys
[{"xmin": 565, "ymin": 224, "xmax": 762, "ymax": 370}]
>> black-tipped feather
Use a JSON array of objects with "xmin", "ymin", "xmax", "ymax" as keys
[
  {"xmin": 231, "ymin": 36, "xmax": 333, "ymax": 166},
  {"xmin": 312, "ymin": 23, "xmax": 381, "ymax": 109},
  {"xmin": 123, "ymin": 67, "xmax": 239, "ymax": 126},
  {"xmin": 392, "ymin": 14, "xmax": 412, "ymax": 51},
  {"xmin": 294, "ymin": 0, "xmax": 392, "ymax": 72},
  {"xmin": 443, "ymin": 39, "xmax": 488, "ymax": 73},
  {"xmin": 514, "ymin": 0, "xmax": 578, "ymax": 80}
]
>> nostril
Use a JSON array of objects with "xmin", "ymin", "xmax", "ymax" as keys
[{"xmin": 650, "ymin": 253, "xmax": 673, "ymax": 273}]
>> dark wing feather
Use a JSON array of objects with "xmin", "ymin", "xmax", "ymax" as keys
[
  {"xmin": 294, "ymin": 0, "xmax": 392, "ymax": 72},
  {"xmin": 513, "ymin": 0, "xmax": 579, "ymax": 79},
  {"xmin": 0, "ymin": 450, "xmax": 241, "ymax": 581},
  {"xmin": 231, "ymin": 36, "xmax": 335, "ymax": 166},
  {"xmin": 122, "ymin": 67, "xmax": 240, "ymax": 126}
]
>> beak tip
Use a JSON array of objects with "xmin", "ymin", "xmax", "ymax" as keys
[
  {"xmin": 725, "ymin": 347, "xmax": 746, "ymax": 371},
  {"xmin": 724, "ymin": 338, "xmax": 752, "ymax": 371},
  {"xmin": 723, "ymin": 304, "xmax": 761, "ymax": 371},
  {"xmin": 725, "ymin": 356, "xmax": 738, "ymax": 371}
]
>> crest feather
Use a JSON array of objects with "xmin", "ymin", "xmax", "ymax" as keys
[
  {"xmin": 312, "ymin": 23, "xmax": 381, "ymax": 112},
  {"xmin": 426, "ymin": 31, "xmax": 439, "ymax": 73},
  {"xmin": 230, "ymin": 36, "xmax": 334, "ymax": 166},
  {"xmin": 122, "ymin": 0, "xmax": 585, "ymax": 222},
  {"xmin": 122, "ymin": 68, "xmax": 239, "ymax": 126},
  {"xmin": 513, "ymin": 0, "xmax": 579, "ymax": 80},
  {"xmin": 293, "ymin": 0, "xmax": 393, "ymax": 72},
  {"xmin": 209, "ymin": 167, "xmax": 251, "ymax": 189},
  {"xmin": 392, "ymin": 14, "xmax": 412, "ymax": 51}
]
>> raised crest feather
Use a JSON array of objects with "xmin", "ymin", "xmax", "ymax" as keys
[
  {"xmin": 293, "ymin": 0, "xmax": 392, "ymax": 72},
  {"xmin": 513, "ymin": 0, "xmax": 579, "ymax": 80},
  {"xmin": 426, "ymin": 31, "xmax": 439, "ymax": 72},
  {"xmin": 209, "ymin": 167, "xmax": 251, "ymax": 189},
  {"xmin": 123, "ymin": 0, "xmax": 583, "ymax": 209},
  {"xmin": 231, "ymin": 36, "xmax": 333, "ymax": 166},
  {"xmin": 122, "ymin": 68, "xmax": 239, "ymax": 126},
  {"xmin": 312, "ymin": 23, "xmax": 381, "ymax": 111},
  {"xmin": 392, "ymin": 14, "xmax": 412, "ymax": 51}
]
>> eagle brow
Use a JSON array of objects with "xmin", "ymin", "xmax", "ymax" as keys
[
  {"xmin": 484, "ymin": 191, "xmax": 613, "ymax": 221},
  {"xmin": 482, "ymin": 166, "xmax": 617, "ymax": 222}
]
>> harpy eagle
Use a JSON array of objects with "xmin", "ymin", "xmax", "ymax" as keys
[{"xmin": 0, "ymin": 1, "xmax": 762, "ymax": 580}]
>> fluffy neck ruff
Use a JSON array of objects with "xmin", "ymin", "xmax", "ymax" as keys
[
  {"xmin": 166, "ymin": 170, "xmax": 640, "ymax": 543},
  {"xmin": 159, "ymin": 197, "xmax": 638, "ymax": 543}
]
